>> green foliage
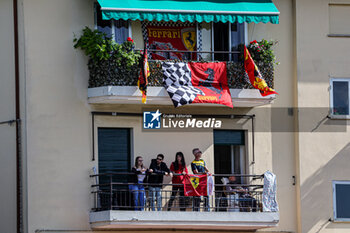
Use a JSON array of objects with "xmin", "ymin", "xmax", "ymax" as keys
[
  {"xmin": 73, "ymin": 27, "xmax": 117, "ymax": 60},
  {"xmin": 246, "ymin": 39, "xmax": 279, "ymax": 65},
  {"xmin": 73, "ymin": 28, "xmax": 274, "ymax": 88},
  {"xmin": 73, "ymin": 27, "xmax": 140, "ymax": 69}
]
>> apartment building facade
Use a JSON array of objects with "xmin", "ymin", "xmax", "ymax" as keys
[{"xmin": 1, "ymin": 0, "xmax": 350, "ymax": 233}]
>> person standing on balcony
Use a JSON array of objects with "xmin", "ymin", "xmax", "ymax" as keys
[
  {"xmin": 191, "ymin": 148, "xmax": 210, "ymax": 211},
  {"xmin": 148, "ymin": 154, "xmax": 172, "ymax": 211},
  {"xmin": 168, "ymin": 152, "xmax": 188, "ymax": 211},
  {"xmin": 130, "ymin": 156, "xmax": 150, "ymax": 211}
]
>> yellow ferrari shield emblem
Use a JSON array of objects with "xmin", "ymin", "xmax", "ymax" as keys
[
  {"xmin": 181, "ymin": 28, "xmax": 196, "ymax": 51},
  {"xmin": 190, "ymin": 177, "xmax": 199, "ymax": 189}
]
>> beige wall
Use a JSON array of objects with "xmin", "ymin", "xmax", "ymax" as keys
[
  {"xmin": 18, "ymin": 0, "xmax": 350, "ymax": 232},
  {"xmin": 22, "ymin": 0, "xmax": 94, "ymax": 232},
  {"xmin": 248, "ymin": 0, "xmax": 298, "ymax": 232},
  {"xmin": 295, "ymin": 0, "xmax": 350, "ymax": 232},
  {"xmin": 0, "ymin": 0, "xmax": 17, "ymax": 232}
]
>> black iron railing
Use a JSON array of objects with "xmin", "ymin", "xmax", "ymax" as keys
[{"xmin": 90, "ymin": 173, "xmax": 264, "ymax": 212}]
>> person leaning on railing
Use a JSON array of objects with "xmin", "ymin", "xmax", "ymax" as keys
[
  {"xmin": 129, "ymin": 156, "xmax": 151, "ymax": 211},
  {"xmin": 168, "ymin": 152, "xmax": 188, "ymax": 211},
  {"xmin": 148, "ymin": 154, "xmax": 172, "ymax": 211}
]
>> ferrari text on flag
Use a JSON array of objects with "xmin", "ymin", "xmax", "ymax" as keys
[
  {"xmin": 244, "ymin": 45, "xmax": 278, "ymax": 96},
  {"xmin": 147, "ymin": 24, "xmax": 196, "ymax": 60},
  {"xmin": 162, "ymin": 62, "xmax": 233, "ymax": 108}
]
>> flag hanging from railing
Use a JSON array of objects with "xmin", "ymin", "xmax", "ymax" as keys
[
  {"xmin": 138, "ymin": 44, "xmax": 150, "ymax": 103},
  {"xmin": 244, "ymin": 46, "xmax": 278, "ymax": 96},
  {"xmin": 162, "ymin": 62, "xmax": 233, "ymax": 108},
  {"xmin": 183, "ymin": 174, "xmax": 208, "ymax": 196}
]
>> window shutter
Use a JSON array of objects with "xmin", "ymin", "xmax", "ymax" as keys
[
  {"xmin": 332, "ymin": 81, "xmax": 349, "ymax": 115},
  {"xmin": 214, "ymin": 130, "xmax": 245, "ymax": 145},
  {"xmin": 334, "ymin": 182, "xmax": 350, "ymax": 220},
  {"xmin": 98, "ymin": 128, "xmax": 131, "ymax": 186}
]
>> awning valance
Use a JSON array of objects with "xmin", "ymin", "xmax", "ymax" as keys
[{"xmin": 97, "ymin": 0, "xmax": 280, "ymax": 24}]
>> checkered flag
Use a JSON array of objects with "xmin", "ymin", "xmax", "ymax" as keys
[{"xmin": 162, "ymin": 62, "xmax": 204, "ymax": 107}]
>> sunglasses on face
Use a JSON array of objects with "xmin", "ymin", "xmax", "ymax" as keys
[{"xmin": 157, "ymin": 158, "xmax": 162, "ymax": 161}]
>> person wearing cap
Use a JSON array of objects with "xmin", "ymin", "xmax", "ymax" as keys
[
  {"xmin": 191, "ymin": 148, "xmax": 209, "ymax": 174},
  {"xmin": 191, "ymin": 148, "xmax": 210, "ymax": 211}
]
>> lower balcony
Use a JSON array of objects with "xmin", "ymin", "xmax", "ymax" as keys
[
  {"xmin": 90, "ymin": 210, "xmax": 279, "ymax": 230},
  {"xmin": 89, "ymin": 173, "xmax": 279, "ymax": 230}
]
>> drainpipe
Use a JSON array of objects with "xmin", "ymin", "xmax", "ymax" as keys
[{"xmin": 13, "ymin": 0, "xmax": 22, "ymax": 232}]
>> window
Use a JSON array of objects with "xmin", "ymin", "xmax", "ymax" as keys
[
  {"xmin": 213, "ymin": 130, "xmax": 246, "ymax": 181},
  {"xmin": 97, "ymin": 128, "xmax": 132, "ymax": 210},
  {"xmin": 333, "ymin": 181, "xmax": 350, "ymax": 221},
  {"xmin": 95, "ymin": 4, "xmax": 129, "ymax": 44},
  {"xmin": 213, "ymin": 130, "xmax": 246, "ymax": 210},
  {"xmin": 330, "ymin": 78, "xmax": 350, "ymax": 116},
  {"xmin": 213, "ymin": 22, "xmax": 246, "ymax": 61},
  {"xmin": 98, "ymin": 128, "xmax": 131, "ymax": 186}
]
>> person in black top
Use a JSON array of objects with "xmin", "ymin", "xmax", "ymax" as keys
[{"xmin": 148, "ymin": 154, "xmax": 172, "ymax": 211}]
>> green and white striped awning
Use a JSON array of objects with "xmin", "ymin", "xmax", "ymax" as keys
[{"xmin": 97, "ymin": 0, "xmax": 280, "ymax": 24}]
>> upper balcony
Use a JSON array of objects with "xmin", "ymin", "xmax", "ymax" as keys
[
  {"xmin": 89, "ymin": 172, "xmax": 279, "ymax": 230},
  {"xmin": 87, "ymin": 49, "xmax": 276, "ymax": 107},
  {"xmin": 81, "ymin": 0, "xmax": 279, "ymax": 108}
]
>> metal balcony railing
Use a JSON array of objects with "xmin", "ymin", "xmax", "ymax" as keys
[{"xmin": 90, "ymin": 173, "xmax": 265, "ymax": 212}]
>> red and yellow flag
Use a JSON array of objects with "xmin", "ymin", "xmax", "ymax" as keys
[
  {"xmin": 183, "ymin": 174, "xmax": 208, "ymax": 196},
  {"xmin": 138, "ymin": 46, "xmax": 149, "ymax": 103},
  {"xmin": 244, "ymin": 45, "xmax": 278, "ymax": 97}
]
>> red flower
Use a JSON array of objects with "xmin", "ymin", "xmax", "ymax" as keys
[
  {"xmin": 127, "ymin": 37, "xmax": 134, "ymax": 43},
  {"xmin": 250, "ymin": 40, "xmax": 258, "ymax": 44}
]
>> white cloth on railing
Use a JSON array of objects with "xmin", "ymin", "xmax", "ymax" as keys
[
  {"xmin": 262, "ymin": 171, "xmax": 278, "ymax": 212},
  {"xmin": 207, "ymin": 175, "xmax": 214, "ymax": 196}
]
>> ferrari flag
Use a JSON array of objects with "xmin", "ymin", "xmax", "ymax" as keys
[
  {"xmin": 162, "ymin": 62, "xmax": 233, "ymax": 108},
  {"xmin": 138, "ymin": 46, "xmax": 150, "ymax": 103},
  {"xmin": 183, "ymin": 174, "xmax": 208, "ymax": 196},
  {"xmin": 244, "ymin": 46, "xmax": 278, "ymax": 96},
  {"xmin": 147, "ymin": 25, "xmax": 196, "ymax": 60}
]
